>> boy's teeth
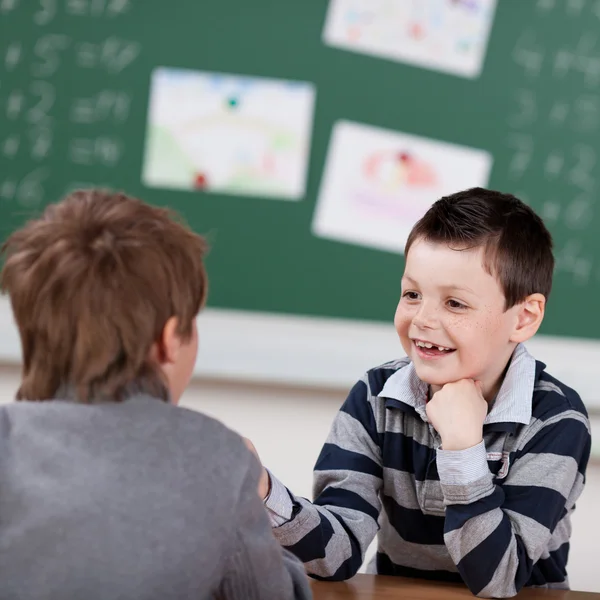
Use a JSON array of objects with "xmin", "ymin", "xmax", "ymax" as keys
[{"xmin": 416, "ymin": 341, "xmax": 451, "ymax": 351}]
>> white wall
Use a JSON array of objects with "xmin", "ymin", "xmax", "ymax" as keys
[{"xmin": 0, "ymin": 367, "xmax": 598, "ymax": 592}]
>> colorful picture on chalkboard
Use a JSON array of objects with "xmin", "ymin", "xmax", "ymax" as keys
[
  {"xmin": 142, "ymin": 68, "xmax": 316, "ymax": 199},
  {"xmin": 323, "ymin": 0, "xmax": 497, "ymax": 78},
  {"xmin": 312, "ymin": 120, "xmax": 492, "ymax": 254}
]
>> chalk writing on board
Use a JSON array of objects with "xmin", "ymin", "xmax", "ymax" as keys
[
  {"xmin": 536, "ymin": 0, "xmax": 556, "ymax": 12},
  {"xmin": 565, "ymin": 196, "xmax": 594, "ymax": 229},
  {"xmin": 32, "ymin": 34, "xmax": 71, "ymax": 77},
  {"xmin": 0, "ymin": 0, "xmax": 138, "ymax": 209},
  {"xmin": 29, "ymin": 126, "xmax": 53, "ymax": 160},
  {"xmin": 509, "ymin": 91, "xmax": 600, "ymax": 132},
  {"xmin": 545, "ymin": 151, "xmax": 565, "ymax": 179},
  {"xmin": 553, "ymin": 32, "xmax": 600, "ymax": 88},
  {"xmin": 556, "ymin": 239, "xmax": 593, "ymax": 285},
  {"xmin": 0, "ymin": 0, "xmax": 20, "ymax": 15},
  {"xmin": 567, "ymin": 0, "xmax": 588, "ymax": 17},
  {"xmin": 4, "ymin": 42, "xmax": 22, "ymax": 71},
  {"xmin": 506, "ymin": 133, "xmax": 533, "ymax": 180},
  {"xmin": 512, "ymin": 30, "xmax": 544, "ymax": 77},
  {"xmin": 66, "ymin": 0, "xmax": 132, "ymax": 17},
  {"xmin": 507, "ymin": 89, "xmax": 537, "ymax": 127},
  {"xmin": 31, "ymin": 0, "xmax": 132, "ymax": 23},
  {"xmin": 69, "ymin": 137, "xmax": 123, "ymax": 166},
  {"xmin": 34, "ymin": 0, "xmax": 57, "ymax": 25},
  {"xmin": 548, "ymin": 100, "xmax": 569, "ymax": 125},
  {"xmin": 2, "ymin": 135, "xmax": 20, "ymax": 159},
  {"xmin": 507, "ymin": 1, "xmax": 599, "ymax": 286},
  {"xmin": 543, "ymin": 196, "xmax": 595, "ymax": 230},
  {"xmin": 28, "ymin": 81, "xmax": 56, "ymax": 124},
  {"xmin": 537, "ymin": 0, "xmax": 595, "ymax": 16},
  {"xmin": 76, "ymin": 38, "xmax": 140, "ymax": 73},
  {"xmin": 541, "ymin": 201, "xmax": 561, "ymax": 222},
  {"xmin": 0, "ymin": 168, "xmax": 50, "ymax": 208},
  {"xmin": 569, "ymin": 144, "xmax": 596, "ymax": 190},
  {"xmin": 571, "ymin": 95, "xmax": 600, "ymax": 131},
  {"xmin": 70, "ymin": 91, "xmax": 131, "ymax": 124},
  {"xmin": 5, "ymin": 89, "xmax": 25, "ymax": 121}
]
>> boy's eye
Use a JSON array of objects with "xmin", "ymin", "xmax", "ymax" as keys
[
  {"xmin": 447, "ymin": 299, "xmax": 467, "ymax": 310},
  {"xmin": 402, "ymin": 291, "xmax": 421, "ymax": 301}
]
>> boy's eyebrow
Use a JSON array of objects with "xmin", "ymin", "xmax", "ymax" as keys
[{"xmin": 402, "ymin": 274, "xmax": 476, "ymax": 295}]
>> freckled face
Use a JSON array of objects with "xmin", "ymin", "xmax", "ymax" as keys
[{"xmin": 394, "ymin": 239, "xmax": 521, "ymax": 395}]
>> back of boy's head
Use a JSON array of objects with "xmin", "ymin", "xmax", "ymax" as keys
[
  {"xmin": 405, "ymin": 187, "xmax": 554, "ymax": 309},
  {"xmin": 1, "ymin": 189, "xmax": 208, "ymax": 403}
]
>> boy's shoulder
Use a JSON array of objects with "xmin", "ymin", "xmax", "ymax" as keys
[
  {"xmin": 129, "ymin": 397, "xmax": 255, "ymax": 465},
  {"xmin": 532, "ymin": 361, "xmax": 589, "ymax": 421},
  {"xmin": 1, "ymin": 395, "xmax": 254, "ymax": 473}
]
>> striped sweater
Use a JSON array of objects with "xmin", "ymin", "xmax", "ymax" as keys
[{"xmin": 265, "ymin": 344, "xmax": 591, "ymax": 598}]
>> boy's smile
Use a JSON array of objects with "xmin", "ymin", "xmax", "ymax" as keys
[
  {"xmin": 412, "ymin": 338, "xmax": 456, "ymax": 359},
  {"xmin": 394, "ymin": 238, "xmax": 525, "ymax": 400}
]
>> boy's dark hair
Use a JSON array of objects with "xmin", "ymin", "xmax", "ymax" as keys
[
  {"xmin": 1, "ymin": 189, "xmax": 208, "ymax": 403},
  {"xmin": 405, "ymin": 187, "xmax": 554, "ymax": 309}
]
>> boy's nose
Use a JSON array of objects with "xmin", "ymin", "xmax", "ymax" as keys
[{"xmin": 412, "ymin": 304, "xmax": 439, "ymax": 329}]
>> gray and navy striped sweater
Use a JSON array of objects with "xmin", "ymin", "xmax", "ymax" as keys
[{"xmin": 266, "ymin": 345, "xmax": 591, "ymax": 598}]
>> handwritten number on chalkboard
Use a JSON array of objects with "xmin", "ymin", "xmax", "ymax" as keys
[
  {"xmin": 573, "ymin": 95, "xmax": 600, "ymax": 131},
  {"xmin": 567, "ymin": 0, "xmax": 587, "ymax": 17},
  {"xmin": 2, "ymin": 135, "xmax": 20, "ymax": 159},
  {"xmin": 569, "ymin": 144, "xmax": 596, "ymax": 191},
  {"xmin": 34, "ymin": 0, "xmax": 56, "ymax": 25},
  {"xmin": 512, "ymin": 31, "xmax": 544, "ymax": 77},
  {"xmin": 544, "ymin": 151, "xmax": 564, "ymax": 179},
  {"xmin": 29, "ymin": 126, "xmax": 53, "ymax": 160},
  {"xmin": 565, "ymin": 196, "xmax": 594, "ymax": 229},
  {"xmin": 32, "ymin": 34, "xmax": 70, "ymax": 77},
  {"xmin": 536, "ymin": 0, "xmax": 556, "ymax": 12},
  {"xmin": 509, "ymin": 89, "xmax": 537, "ymax": 126},
  {"xmin": 16, "ymin": 168, "xmax": 49, "ymax": 208},
  {"xmin": 0, "ymin": 0, "xmax": 19, "ymax": 14},
  {"xmin": 27, "ymin": 81, "xmax": 55, "ymax": 124},
  {"xmin": 4, "ymin": 42, "xmax": 22, "ymax": 72},
  {"xmin": 555, "ymin": 239, "xmax": 593, "ymax": 284},
  {"xmin": 507, "ymin": 134, "xmax": 534, "ymax": 179}
]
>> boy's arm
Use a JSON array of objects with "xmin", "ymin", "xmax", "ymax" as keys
[
  {"xmin": 264, "ymin": 379, "xmax": 384, "ymax": 581},
  {"xmin": 219, "ymin": 453, "xmax": 312, "ymax": 600},
  {"xmin": 438, "ymin": 409, "xmax": 591, "ymax": 599}
]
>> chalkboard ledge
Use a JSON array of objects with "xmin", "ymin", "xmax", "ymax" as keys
[{"xmin": 0, "ymin": 297, "xmax": 599, "ymax": 409}]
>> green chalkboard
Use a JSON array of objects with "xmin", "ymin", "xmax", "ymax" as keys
[{"xmin": 1, "ymin": 0, "xmax": 599, "ymax": 338}]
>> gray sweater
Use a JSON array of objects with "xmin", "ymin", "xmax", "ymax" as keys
[{"xmin": 0, "ymin": 394, "xmax": 312, "ymax": 600}]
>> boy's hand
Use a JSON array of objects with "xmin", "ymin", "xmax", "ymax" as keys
[
  {"xmin": 426, "ymin": 379, "xmax": 487, "ymax": 451},
  {"xmin": 243, "ymin": 437, "xmax": 271, "ymax": 500}
]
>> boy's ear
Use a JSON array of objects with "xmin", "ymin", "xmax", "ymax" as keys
[
  {"xmin": 151, "ymin": 316, "xmax": 182, "ymax": 366},
  {"xmin": 509, "ymin": 293, "xmax": 546, "ymax": 343}
]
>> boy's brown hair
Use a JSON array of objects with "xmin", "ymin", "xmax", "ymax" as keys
[
  {"xmin": 405, "ymin": 187, "xmax": 554, "ymax": 309},
  {"xmin": 1, "ymin": 189, "xmax": 208, "ymax": 403}
]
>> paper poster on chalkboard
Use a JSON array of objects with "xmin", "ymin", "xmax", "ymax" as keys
[
  {"xmin": 323, "ymin": 0, "xmax": 497, "ymax": 78},
  {"xmin": 142, "ymin": 68, "xmax": 316, "ymax": 199},
  {"xmin": 312, "ymin": 120, "xmax": 492, "ymax": 254}
]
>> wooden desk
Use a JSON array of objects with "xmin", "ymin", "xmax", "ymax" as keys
[{"xmin": 311, "ymin": 575, "xmax": 599, "ymax": 599}]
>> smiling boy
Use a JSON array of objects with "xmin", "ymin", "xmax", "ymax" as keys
[{"xmin": 247, "ymin": 188, "xmax": 592, "ymax": 598}]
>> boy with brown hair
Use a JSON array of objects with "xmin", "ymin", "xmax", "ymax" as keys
[
  {"xmin": 0, "ymin": 189, "xmax": 311, "ymax": 600},
  {"xmin": 248, "ymin": 188, "xmax": 592, "ymax": 598}
]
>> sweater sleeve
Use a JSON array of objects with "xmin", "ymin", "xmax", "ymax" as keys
[{"xmin": 219, "ymin": 453, "xmax": 312, "ymax": 600}]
